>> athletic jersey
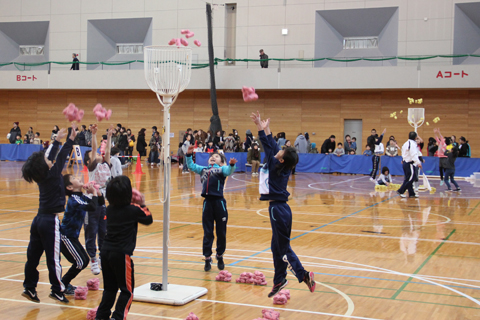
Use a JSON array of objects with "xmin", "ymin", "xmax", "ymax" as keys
[
  {"xmin": 61, "ymin": 192, "xmax": 99, "ymax": 238},
  {"xmin": 38, "ymin": 139, "xmax": 74, "ymax": 214},
  {"xmin": 186, "ymin": 155, "xmax": 236, "ymax": 198},
  {"xmin": 258, "ymin": 130, "xmax": 291, "ymax": 202},
  {"xmin": 102, "ymin": 204, "xmax": 153, "ymax": 255}
]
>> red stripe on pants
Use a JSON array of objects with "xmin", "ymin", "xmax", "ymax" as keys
[{"xmin": 124, "ymin": 255, "xmax": 133, "ymax": 320}]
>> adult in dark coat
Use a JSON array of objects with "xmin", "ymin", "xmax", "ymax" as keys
[
  {"xmin": 8, "ymin": 122, "xmax": 21, "ymax": 144},
  {"xmin": 320, "ymin": 135, "xmax": 336, "ymax": 154},
  {"xmin": 136, "ymin": 128, "xmax": 148, "ymax": 159},
  {"xmin": 70, "ymin": 53, "xmax": 79, "ymax": 70}
]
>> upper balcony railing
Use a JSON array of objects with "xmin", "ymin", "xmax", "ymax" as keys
[{"xmin": 1, "ymin": 54, "xmax": 479, "ymax": 72}]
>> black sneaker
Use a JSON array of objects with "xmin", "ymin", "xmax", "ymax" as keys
[
  {"xmin": 64, "ymin": 284, "xmax": 76, "ymax": 295},
  {"xmin": 304, "ymin": 271, "xmax": 316, "ymax": 293},
  {"xmin": 216, "ymin": 255, "xmax": 225, "ymax": 270},
  {"xmin": 204, "ymin": 257, "xmax": 212, "ymax": 272},
  {"xmin": 454, "ymin": 188, "xmax": 461, "ymax": 192},
  {"xmin": 21, "ymin": 288, "xmax": 40, "ymax": 303},
  {"xmin": 49, "ymin": 291, "xmax": 69, "ymax": 303},
  {"xmin": 267, "ymin": 278, "xmax": 288, "ymax": 298}
]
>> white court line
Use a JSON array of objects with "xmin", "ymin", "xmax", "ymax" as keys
[
  {"xmin": 138, "ymin": 246, "xmax": 480, "ymax": 286},
  {"xmin": 196, "ymin": 299, "xmax": 379, "ymax": 320},
  {"xmin": 0, "ymin": 238, "xmax": 29, "ymax": 242},
  {"xmin": 0, "ymin": 251, "xmax": 24, "ymax": 256},
  {"xmin": 164, "ymin": 220, "xmax": 480, "ymax": 246},
  {"xmin": 0, "ymin": 297, "xmax": 182, "ymax": 319},
  {"xmin": 1, "ymin": 269, "xmax": 48, "ymax": 279},
  {"xmin": 0, "ymin": 220, "xmax": 31, "ymax": 227}
]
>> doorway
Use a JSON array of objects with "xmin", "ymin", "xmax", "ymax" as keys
[{"xmin": 344, "ymin": 119, "xmax": 362, "ymax": 154}]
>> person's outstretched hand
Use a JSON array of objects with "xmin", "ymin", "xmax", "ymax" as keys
[
  {"xmin": 187, "ymin": 145, "xmax": 195, "ymax": 155},
  {"xmin": 229, "ymin": 158, "xmax": 238, "ymax": 165},
  {"xmin": 56, "ymin": 128, "xmax": 67, "ymax": 142}
]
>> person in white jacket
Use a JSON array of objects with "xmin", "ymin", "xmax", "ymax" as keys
[{"xmin": 110, "ymin": 147, "xmax": 130, "ymax": 177}]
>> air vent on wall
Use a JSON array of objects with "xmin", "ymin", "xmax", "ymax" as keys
[
  {"xmin": 116, "ymin": 43, "xmax": 144, "ymax": 54},
  {"xmin": 343, "ymin": 37, "xmax": 378, "ymax": 49},
  {"xmin": 19, "ymin": 45, "xmax": 44, "ymax": 55}
]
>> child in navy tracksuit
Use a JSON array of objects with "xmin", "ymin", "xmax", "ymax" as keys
[
  {"xmin": 250, "ymin": 111, "xmax": 316, "ymax": 298},
  {"xmin": 96, "ymin": 176, "xmax": 153, "ymax": 320},
  {"xmin": 185, "ymin": 147, "xmax": 237, "ymax": 271},
  {"xmin": 21, "ymin": 124, "xmax": 77, "ymax": 304},
  {"xmin": 61, "ymin": 174, "xmax": 102, "ymax": 295}
]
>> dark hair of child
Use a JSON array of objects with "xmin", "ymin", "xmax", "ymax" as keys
[
  {"xmin": 381, "ymin": 167, "xmax": 389, "ymax": 175},
  {"xmin": 63, "ymin": 174, "xmax": 74, "ymax": 196},
  {"xmin": 106, "ymin": 176, "xmax": 132, "ymax": 207},
  {"xmin": 22, "ymin": 151, "xmax": 49, "ymax": 183},
  {"xmin": 208, "ymin": 152, "xmax": 226, "ymax": 165},
  {"xmin": 352, "ymin": 137, "xmax": 356, "ymax": 140},
  {"xmin": 36, "ymin": 132, "xmax": 40, "ymax": 136},
  {"xmin": 445, "ymin": 137, "xmax": 452, "ymax": 145},
  {"xmin": 338, "ymin": 142, "xmax": 342, "ymax": 146},
  {"xmin": 110, "ymin": 147, "xmax": 120, "ymax": 156},
  {"xmin": 178, "ymin": 142, "xmax": 183, "ymax": 148},
  {"xmin": 84, "ymin": 150, "xmax": 97, "ymax": 172},
  {"xmin": 277, "ymin": 147, "xmax": 298, "ymax": 173}
]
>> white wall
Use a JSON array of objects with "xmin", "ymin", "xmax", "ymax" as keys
[
  {"xmin": 1, "ymin": 0, "xmax": 479, "ymax": 65},
  {"xmin": 1, "ymin": 64, "xmax": 479, "ymax": 90}
]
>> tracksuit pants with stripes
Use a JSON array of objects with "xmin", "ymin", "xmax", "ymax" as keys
[
  {"xmin": 24, "ymin": 212, "xmax": 65, "ymax": 293},
  {"xmin": 397, "ymin": 161, "xmax": 416, "ymax": 197},
  {"xmin": 202, "ymin": 197, "xmax": 228, "ymax": 258},
  {"xmin": 370, "ymin": 155, "xmax": 380, "ymax": 179},
  {"xmin": 96, "ymin": 250, "xmax": 134, "ymax": 320},
  {"xmin": 269, "ymin": 201, "xmax": 306, "ymax": 286},
  {"xmin": 60, "ymin": 235, "xmax": 89, "ymax": 287}
]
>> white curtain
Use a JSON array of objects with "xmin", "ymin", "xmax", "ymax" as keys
[
  {"xmin": 19, "ymin": 46, "xmax": 44, "ymax": 56},
  {"xmin": 343, "ymin": 37, "xmax": 378, "ymax": 49},
  {"xmin": 116, "ymin": 44, "xmax": 144, "ymax": 54}
]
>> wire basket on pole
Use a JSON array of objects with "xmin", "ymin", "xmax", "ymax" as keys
[
  {"xmin": 133, "ymin": 46, "xmax": 207, "ymax": 305},
  {"xmin": 408, "ymin": 108, "xmax": 425, "ymax": 133}
]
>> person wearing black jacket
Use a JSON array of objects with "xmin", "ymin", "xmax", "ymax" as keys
[
  {"xmin": 259, "ymin": 49, "xmax": 268, "ymax": 68},
  {"xmin": 70, "ymin": 53, "xmax": 79, "ymax": 70},
  {"xmin": 78, "ymin": 125, "xmax": 87, "ymax": 146},
  {"xmin": 8, "ymin": 122, "xmax": 21, "ymax": 144},
  {"xmin": 321, "ymin": 135, "xmax": 336, "ymax": 154},
  {"xmin": 96, "ymin": 176, "xmax": 152, "ymax": 320},
  {"xmin": 443, "ymin": 138, "xmax": 461, "ymax": 191},
  {"xmin": 136, "ymin": 128, "xmax": 147, "ymax": 160},
  {"xmin": 116, "ymin": 127, "xmax": 128, "ymax": 164},
  {"xmin": 21, "ymin": 125, "xmax": 76, "ymax": 304},
  {"xmin": 458, "ymin": 137, "xmax": 470, "ymax": 158}
]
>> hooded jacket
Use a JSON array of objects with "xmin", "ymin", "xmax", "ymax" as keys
[{"xmin": 294, "ymin": 135, "xmax": 308, "ymax": 153}]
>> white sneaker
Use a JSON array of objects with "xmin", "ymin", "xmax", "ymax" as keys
[
  {"xmin": 90, "ymin": 258, "xmax": 100, "ymax": 275},
  {"xmin": 369, "ymin": 178, "xmax": 375, "ymax": 182}
]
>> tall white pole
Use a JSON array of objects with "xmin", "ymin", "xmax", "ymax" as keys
[{"xmin": 160, "ymin": 95, "xmax": 172, "ymax": 291}]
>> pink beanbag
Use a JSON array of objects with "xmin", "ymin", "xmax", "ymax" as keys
[
  {"xmin": 194, "ymin": 40, "xmax": 201, "ymax": 47},
  {"xmin": 185, "ymin": 32, "xmax": 195, "ymax": 39},
  {"xmin": 184, "ymin": 312, "xmax": 199, "ymax": 320},
  {"xmin": 63, "ymin": 103, "xmax": 85, "ymax": 122},
  {"xmin": 181, "ymin": 29, "xmax": 190, "ymax": 35},
  {"xmin": 93, "ymin": 104, "xmax": 112, "ymax": 122},
  {"xmin": 74, "ymin": 286, "xmax": 88, "ymax": 300},
  {"xmin": 279, "ymin": 289, "xmax": 290, "ymax": 299},
  {"xmin": 253, "ymin": 271, "xmax": 267, "ymax": 286},
  {"xmin": 262, "ymin": 309, "xmax": 280, "ymax": 320},
  {"xmin": 273, "ymin": 293, "xmax": 287, "ymax": 305},
  {"xmin": 215, "ymin": 270, "xmax": 232, "ymax": 282},
  {"xmin": 87, "ymin": 278, "xmax": 100, "ymax": 291},
  {"xmin": 242, "ymin": 86, "xmax": 258, "ymax": 102},
  {"xmin": 180, "ymin": 38, "xmax": 189, "ymax": 46},
  {"xmin": 168, "ymin": 38, "xmax": 177, "ymax": 45},
  {"xmin": 131, "ymin": 188, "xmax": 143, "ymax": 205},
  {"xmin": 86, "ymin": 307, "xmax": 98, "ymax": 320}
]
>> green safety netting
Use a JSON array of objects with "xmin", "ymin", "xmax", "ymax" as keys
[{"xmin": 2, "ymin": 54, "xmax": 478, "ymax": 70}]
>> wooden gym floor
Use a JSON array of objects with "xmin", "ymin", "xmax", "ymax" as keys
[{"xmin": 0, "ymin": 161, "xmax": 479, "ymax": 319}]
